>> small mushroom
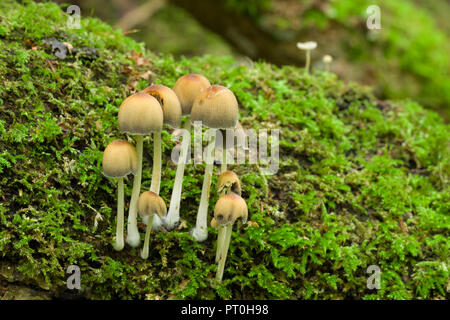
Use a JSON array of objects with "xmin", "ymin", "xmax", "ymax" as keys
[
  {"xmin": 137, "ymin": 191, "xmax": 167, "ymax": 259},
  {"xmin": 215, "ymin": 171, "xmax": 241, "ymax": 263},
  {"xmin": 190, "ymin": 85, "xmax": 239, "ymax": 242},
  {"xmin": 296, "ymin": 41, "xmax": 317, "ymax": 74},
  {"xmin": 323, "ymin": 55, "xmax": 333, "ymax": 72},
  {"xmin": 165, "ymin": 74, "xmax": 211, "ymax": 231},
  {"xmin": 102, "ymin": 139, "xmax": 138, "ymax": 251},
  {"xmin": 213, "ymin": 193, "xmax": 248, "ymax": 282},
  {"xmin": 217, "ymin": 170, "xmax": 241, "ymax": 196},
  {"xmin": 118, "ymin": 92, "xmax": 163, "ymax": 247}
]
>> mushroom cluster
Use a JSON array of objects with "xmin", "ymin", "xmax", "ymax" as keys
[{"xmin": 100, "ymin": 74, "xmax": 249, "ymax": 276}]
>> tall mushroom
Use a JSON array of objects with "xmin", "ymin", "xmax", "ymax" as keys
[
  {"xmin": 140, "ymin": 84, "xmax": 182, "ymax": 230},
  {"xmin": 296, "ymin": 41, "xmax": 317, "ymax": 74},
  {"xmin": 213, "ymin": 193, "xmax": 248, "ymax": 282},
  {"xmin": 102, "ymin": 139, "xmax": 138, "ymax": 251},
  {"xmin": 164, "ymin": 74, "xmax": 211, "ymax": 230},
  {"xmin": 118, "ymin": 92, "xmax": 163, "ymax": 247},
  {"xmin": 137, "ymin": 191, "xmax": 167, "ymax": 259},
  {"xmin": 215, "ymin": 170, "xmax": 241, "ymax": 263},
  {"xmin": 190, "ymin": 85, "xmax": 239, "ymax": 242}
]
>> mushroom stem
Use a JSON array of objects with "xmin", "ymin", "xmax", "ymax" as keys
[
  {"xmin": 305, "ymin": 50, "xmax": 311, "ymax": 74},
  {"xmin": 165, "ymin": 118, "xmax": 191, "ymax": 230},
  {"xmin": 215, "ymin": 225, "xmax": 225, "ymax": 263},
  {"xmin": 150, "ymin": 131, "xmax": 162, "ymax": 194},
  {"xmin": 141, "ymin": 214, "xmax": 154, "ymax": 259},
  {"xmin": 126, "ymin": 135, "xmax": 143, "ymax": 248},
  {"xmin": 216, "ymin": 223, "xmax": 233, "ymax": 282},
  {"xmin": 191, "ymin": 161, "xmax": 214, "ymax": 241},
  {"xmin": 191, "ymin": 130, "xmax": 215, "ymax": 242},
  {"xmin": 113, "ymin": 177, "xmax": 125, "ymax": 251},
  {"xmin": 221, "ymin": 147, "xmax": 227, "ymax": 173}
]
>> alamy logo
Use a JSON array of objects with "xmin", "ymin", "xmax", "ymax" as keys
[
  {"xmin": 366, "ymin": 265, "xmax": 381, "ymax": 290},
  {"xmin": 171, "ymin": 122, "xmax": 280, "ymax": 175},
  {"xmin": 366, "ymin": 5, "xmax": 382, "ymax": 30},
  {"xmin": 66, "ymin": 5, "xmax": 81, "ymax": 29},
  {"xmin": 66, "ymin": 265, "xmax": 81, "ymax": 290}
]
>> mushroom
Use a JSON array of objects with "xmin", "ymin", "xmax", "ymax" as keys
[
  {"xmin": 217, "ymin": 170, "xmax": 241, "ymax": 196},
  {"xmin": 323, "ymin": 55, "xmax": 333, "ymax": 72},
  {"xmin": 102, "ymin": 139, "xmax": 138, "ymax": 251},
  {"xmin": 164, "ymin": 74, "xmax": 211, "ymax": 230},
  {"xmin": 213, "ymin": 193, "xmax": 248, "ymax": 282},
  {"xmin": 137, "ymin": 191, "xmax": 167, "ymax": 259},
  {"xmin": 296, "ymin": 41, "xmax": 317, "ymax": 74},
  {"xmin": 118, "ymin": 92, "xmax": 163, "ymax": 247},
  {"xmin": 139, "ymin": 84, "xmax": 182, "ymax": 230},
  {"xmin": 215, "ymin": 170, "xmax": 241, "ymax": 263},
  {"xmin": 215, "ymin": 121, "xmax": 246, "ymax": 173},
  {"xmin": 190, "ymin": 85, "xmax": 239, "ymax": 242}
]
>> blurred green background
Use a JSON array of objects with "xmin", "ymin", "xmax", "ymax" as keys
[{"xmin": 52, "ymin": 0, "xmax": 450, "ymax": 120}]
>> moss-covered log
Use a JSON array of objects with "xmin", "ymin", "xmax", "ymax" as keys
[{"xmin": 0, "ymin": 0, "xmax": 448, "ymax": 299}]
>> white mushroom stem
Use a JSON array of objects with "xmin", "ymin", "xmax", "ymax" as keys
[
  {"xmin": 216, "ymin": 223, "xmax": 233, "ymax": 282},
  {"xmin": 126, "ymin": 135, "xmax": 143, "ymax": 248},
  {"xmin": 191, "ymin": 131, "xmax": 216, "ymax": 242},
  {"xmin": 141, "ymin": 214, "xmax": 154, "ymax": 259},
  {"xmin": 305, "ymin": 50, "xmax": 311, "ymax": 74},
  {"xmin": 113, "ymin": 177, "xmax": 125, "ymax": 251},
  {"xmin": 215, "ymin": 225, "xmax": 225, "ymax": 263},
  {"xmin": 150, "ymin": 131, "xmax": 162, "ymax": 194},
  {"xmin": 165, "ymin": 118, "xmax": 191, "ymax": 230}
]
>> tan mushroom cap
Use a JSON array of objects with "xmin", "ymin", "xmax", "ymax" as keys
[
  {"xmin": 214, "ymin": 193, "xmax": 248, "ymax": 226},
  {"xmin": 216, "ymin": 121, "xmax": 246, "ymax": 150},
  {"xmin": 191, "ymin": 85, "xmax": 239, "ymax": 129},
  {"xmin": 118, "ymin": 92, "xmax": 163, "ymax": 135},
  {"xmin": 140, "ymin": 84, "xmax": 182, "ymax": 128},
  {"xmin": 102, "ymin": 139, "xmax": 138, "ymax": 178},
  {"xmin": 138, "ymin": 191, "xmax": 167, "ymax": 219},
  {"xmin": 173, "ymin": 74, "xmax": 211, "ymax": 115},
  {"xmin": 217, "ymin": 171, "xmax": 241, "ymax": 196}
]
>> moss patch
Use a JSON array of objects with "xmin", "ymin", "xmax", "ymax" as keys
[{"xmin": 0, "ymin": 0, "xmax": 449, "ymax": 299}]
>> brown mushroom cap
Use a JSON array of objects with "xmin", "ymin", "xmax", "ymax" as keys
[
  {"xmin": 140, "ymin": 84, "xmax": 182, "ymax": 128},
  {"xmin": 102, "ymin": 139, "xmax": 138, "ymax": 178},
  {"xmin": 138, "ymin": 191, "xmax": 167, "ymax": 219},
  {"xmin": 214, "ymin": 193, "xmax": 248, "ymax": 226},
  {"xmin": 217, "ymin": 171, "xmax": 241, "ymax": 196},
  {"xmin": 191, "ymin": 85, "xmax": 239, "ymax": 129},
  {"xmin": 118, "ymin": 92, "xmax": 163, "ymax": 135},
  {"xmin": 172, "ymin": 74, "xmax": 211, "ymax": 115}
]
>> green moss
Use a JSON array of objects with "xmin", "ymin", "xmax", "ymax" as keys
[{"xmin": 0, "ymin": 0, "xmax": 449, "ymax": 299}]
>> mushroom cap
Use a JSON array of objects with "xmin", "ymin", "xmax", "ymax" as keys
[
  {"xmin": 172, "ymin": 74, "xmax": 211, "ymax": 115},
  {"xmin": 296, "ymin": 41, "xmax": 317, "ymax": 50},
  {"xmin": 190, "ymin": 85, "xmax": 239, "ymax": 129},
  {"xmin": 118, "ymin": 92, "xmax": 163, "ymax": 135},
  {"xmin": 210, "ymin": 217, "xmax": 219, "ymax": 229},
  {"xmin": 140, "ymin": 84, "xmax": 182, "ymax": 128},
  {"xmin": 214, "ymin": 193, "xmax": 248, "ymax": 226},
  {"xmin": 102, "ymin": 139, "xmax": 138, "ymax": 178},
  {"xmin": 217, "ymin": 171, "xmax": 241, "ymax": 196},
  {"xmin": 216, "ymin": 121, "xmax": 246, "ymax": 150},
  {"xmin": 323, "ymin": 54, "xmax": 333, "ymax": 63},
  {"xmin": 138, "ymin": 191, "xmax": 167, "ymax": 219}
]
